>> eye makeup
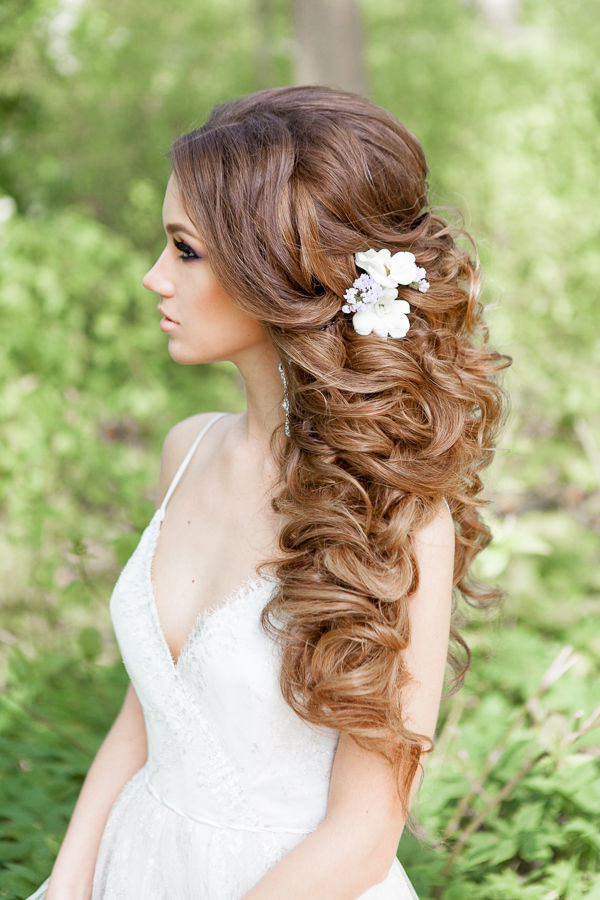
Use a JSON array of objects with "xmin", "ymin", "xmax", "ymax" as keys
[{"xmin": 173, "ymin": 238, "xmax": 202, "ymax": 261}]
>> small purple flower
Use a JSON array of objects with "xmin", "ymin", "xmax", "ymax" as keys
[
  {"xmin": 342, "ymin": 274, "xmax": 382, "ymax": 314},
  {"xmin": 417, "ymin": 279, "xmax": 430, "ymax": 293}
]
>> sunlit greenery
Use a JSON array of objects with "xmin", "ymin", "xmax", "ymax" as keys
[{"xmin": 1, "ymin": 0, "xmax": 599, "ymax": 897}]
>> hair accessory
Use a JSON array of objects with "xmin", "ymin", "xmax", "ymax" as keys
[
  {"xmin": 278, "ymin": 362, "xmax": 291, "ymax": 436},
  {"xmin": 341, "ymin": 249, "xmax": 429, "ymax": 339}
]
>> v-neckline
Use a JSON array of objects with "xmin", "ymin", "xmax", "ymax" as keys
[{"xmin": 146, "ymin": 507, "xmax": 275, "ymax": 671}]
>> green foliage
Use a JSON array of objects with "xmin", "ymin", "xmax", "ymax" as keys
[
  {"xmin": 399, "ymin": 637, "xmax": 600, "ymax": 898},
  {"xmin": 0, "ymin": 0, "xmax": 292, "ymax": 230},
  {"xmin": 0, "ymin": 648, "xmax": 126, "ymax": 898},
  {"xmin": 1, "ymin": 0, "xmax": 599, "ymax": 897}
]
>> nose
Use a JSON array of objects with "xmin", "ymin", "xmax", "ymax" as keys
[{"xmin": 142, "ymin": 249, "xmax": 174, "ymax": 296}]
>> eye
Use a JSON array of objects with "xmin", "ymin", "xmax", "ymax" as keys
[{"xmin": 173, "ymin": 238, "xmax": 201, "ymax": 261}]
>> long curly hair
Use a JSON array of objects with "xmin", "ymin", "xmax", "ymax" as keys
[{"xmin": 170, "ymin": 85, "xmax": 512, "ymax": 826}]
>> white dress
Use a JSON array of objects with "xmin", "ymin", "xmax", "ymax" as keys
[{"xmin": 28, "ymin": 413, "xmax": 418, "ymax": 899}]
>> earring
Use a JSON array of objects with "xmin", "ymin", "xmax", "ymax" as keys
[{"xmin": 278, "ymin": 362, "xmax": 291, "ymax": 436}]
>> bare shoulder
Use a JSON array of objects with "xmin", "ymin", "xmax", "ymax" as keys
[{"xmin": 156, "ymin": 412, "xmax": 227, "ymax": 508}]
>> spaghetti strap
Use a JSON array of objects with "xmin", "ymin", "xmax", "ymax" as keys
[{"xmin": 158, "ymin": 412, "xmax": 230, "ymax": 515}]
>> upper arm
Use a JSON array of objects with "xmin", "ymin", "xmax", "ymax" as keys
[
  {"xmin": 114, "ymin": 682, "xmax": 146, "ymax": 735},
  {"xmin": 324, "ymin": 501, "xmax": 455, "ymax": 875},
  {"xmin": 109, "ymin": 682, "xmax": 148, "ymax": 764},
  {"xmin": 401, "ymin": 500, "xmax": 455, "ymax": 741},
  {"xmin": 155, "ymin": 412, "xmax": 219, "ymax": 508}
]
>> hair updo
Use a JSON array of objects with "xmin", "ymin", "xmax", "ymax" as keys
[{"xmin": 170, "ymin": 85, "xmax": 512, "ymax": 826}]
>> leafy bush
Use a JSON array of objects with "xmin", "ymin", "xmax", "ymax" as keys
[
  {"xmin": 400, "ymin": 643, "xmax": 600, "ymax": 898},
  {"xmin": 0, "ymin": 646, "xmax": 126, "ymax": 899}
]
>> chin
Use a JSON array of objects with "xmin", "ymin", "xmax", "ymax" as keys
[
  {"xmin": 167, "ymin": 342, "xmax": 223, "ymax": 366},
  {"xmin": 169, "ymin": 350, "xmax": 205, "ymax": 366}
]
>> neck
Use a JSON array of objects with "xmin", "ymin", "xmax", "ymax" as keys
[{"xmin": 228, "ymin": 340, "xmax": 286, "ymax": 473}]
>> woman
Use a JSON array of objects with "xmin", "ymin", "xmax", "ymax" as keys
[{"xmin": 28, "ymin": 85, "xmax": 510, "ymax": 899}]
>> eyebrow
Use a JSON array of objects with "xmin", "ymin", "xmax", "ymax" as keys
[{"xmin": 164, "ymin": 222, "xmax": 200, "ymax": 239}]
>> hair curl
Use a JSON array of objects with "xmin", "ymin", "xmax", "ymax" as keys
[{"xmin": 170, "ymin": 85, "xmax": 512, "ymax": 827}]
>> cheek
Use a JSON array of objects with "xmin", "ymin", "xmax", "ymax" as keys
[
  {"xmin": 211, "ymin": 307, "xmax": 266, "ymax": 348},
  {"xmin": 191, "ymin": 275, "xmax": 246, "ymax": 324},
  {"xmin": 183, "ymin": 276, "xmax": 265, "ymax": 343},
  {"xmin": 188, "ymin": 268, "xmax": 230, "ymax": 309}
]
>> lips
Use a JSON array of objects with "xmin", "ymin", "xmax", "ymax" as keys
[{"xmin": 158, "ymin": 306, "xmax": 179, "ymax": 324}]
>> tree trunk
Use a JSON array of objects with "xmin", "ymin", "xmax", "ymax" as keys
[
  {"xmin": 477, "ymin": 0, "xmax": 520, "ymax": 30},
  {"xmin": 255, "ymin": 0, "xmax": 275, "ymax": 89},
  {"xmin": 292, "ymin": 0, "xmax": 367, "ymax": 96}
]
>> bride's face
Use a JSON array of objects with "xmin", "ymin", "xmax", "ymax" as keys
[{"xmin": 143, "ymin": 173, "xmax": 268, "ymax": 365}]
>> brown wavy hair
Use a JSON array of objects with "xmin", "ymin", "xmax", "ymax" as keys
[{"xmin": 170, "ymin": 85, "xmax": 512, "ymax": 827}]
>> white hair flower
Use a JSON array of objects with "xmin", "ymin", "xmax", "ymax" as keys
[
  {"xmin": 338, "ymin": 247, "xmax": 429, "ymax": 339},
  {"xmin": 352, "ymin": 295, "xmax": 411, "ymax": 339}
]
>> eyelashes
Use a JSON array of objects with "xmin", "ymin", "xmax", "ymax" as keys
[{"xmin": 173, "ymin": 238, "xmax": 202, "ymax": 261}]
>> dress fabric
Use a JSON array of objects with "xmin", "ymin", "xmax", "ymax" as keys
[{"xmin": 28, "ymin": 412, "xmax": 419, "ymax": 900}]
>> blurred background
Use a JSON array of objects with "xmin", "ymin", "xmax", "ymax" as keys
[{"xmin": 1, "ymin": 0, "xmax": 599, "ymax": 897}]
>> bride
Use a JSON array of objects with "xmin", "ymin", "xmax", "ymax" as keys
[{"xmin": 28, "ymin": 85, "xmax": 510, "ymax": 899}]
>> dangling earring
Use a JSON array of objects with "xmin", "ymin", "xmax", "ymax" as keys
[{"xmin": 278, "ymin": 362, "xmax": 291, "ymax": 436}]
